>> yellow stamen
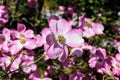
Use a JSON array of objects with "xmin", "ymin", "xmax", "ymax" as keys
[
  {"xmin": 85, "ymin": 21, "xmax": 92, "ymax": 27},
  {"xmin": 20, "ymin": 39, "xmax": 26, "ymax": 44},
  {"xmin": 20, "ymin": 33, "xmax": 25, "ymax": 37},
  {"xmin": 57, "ymin": 34, "xmax": 65, "ymax": 44}
]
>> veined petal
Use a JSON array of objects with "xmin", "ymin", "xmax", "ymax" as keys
[
  {"xmin": 46, "ymin": 44, "xmax": 63, "ymax": 59},
  {"xmin": 70, "ymin": 48, "xmax": 83, "ymax": 57},
  {"xmin": 48, "ymin": 17, "xmax": 58, "ymax": 35},
  {"xmin": 57, "ymin": 19, "xmax": 72, "ymax": 34},
  {"xmin": 58, "ymin": 45, "xmax": 68, "ymax": 62},
  {"xmin": 65, "ymin": 29, "xmax": 84, "ymax": 47},
  {"xmin": 46, "ymin": 33, "xmax": 56, "ymax": 46}
]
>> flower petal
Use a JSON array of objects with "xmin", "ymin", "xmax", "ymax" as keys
[
  {"xmin": 46, "ymin": 44, "xmax": 63, "ymax": 59},
  {"xmin": 58, "ymin": 45, "xmax": 68, "ymax": 62},
  {"xmin": 57, "ymin": 19, "xmax": 72, "ymax": 34},
  {"xmin": 24, "ymin": 39, "xmax": 36, "ymax": 49},
  {"xmin": 24, "ymin": 30, "xmax": 34, "ymax": 38},
  {"xmin": 17, "ymin": 24, "xmax": 26, "ymax": 32},
  {"xmin": 65, "ymin": 29, "xmax": 84, "ymax": 47},
  {"xmin": 70, "ymin": 48, "xmax": 83, "ymax": 57}
]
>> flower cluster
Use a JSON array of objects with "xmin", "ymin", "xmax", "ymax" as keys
[
  {"xmin": 1, "ymin": 2, "xmax": 120, "ymax": 80},
  {"xmin": 0, "ymin": 23, "xmax": 46, "ymax": 79}
]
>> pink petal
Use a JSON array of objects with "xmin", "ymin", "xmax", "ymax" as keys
[
  {"xmin": 41, "ymin": 28, "xmax": 51, "ymax": 38},
  {"xmin": 17, "ymin": 23, "xmax": 26, "ymax": 32},
  {"xmin": 2, "ymin": 28, "xmax": 10, "ymax": 37},
  {"xmin": 24, "ymin": 30, "xmax": 34, "ymax": 38},
  {"xmin": 115, "ymin": 53, "xmax": 120, "ymax": 61},
  {"xmin": 83, "ymin": 27, "xmax": 95, "ymax": 38},
  {"xmin": 92, "ymin": 23, "xmax": 104, "ymax": 34},
  {"xmin": 10, "ymin": 44, "xmax": 23, "ymax": 55},
  {"xmin": 35, "ymin": 34, "xmax": 44, "ymax": 47},
  {"xmin": 71, "ymin": 48, "xmax": 83, "ymax": 57},
  {"xmin": 57, "ymin": 18, "xmax": 72, "ymax": 34},
  {"xmin": 46, "ymin": 44, "xmax": 63, "ymax": 59},
  {"xmin": 58, "ymin": 45, "xmax": 68, "ymax": 62},
  {"xmin": 65, "ymin": 29, "xmax": 84, "ymax": 47},
  {"xmin": 46, "ymin": 33, "xmax": 56, "ymax": 46},
  {"xmin": 48, "ymin": 17, "xmax": 58, "ymax": 35},
  {"xmin": 89, "ymin": 57, "xmax": 97, "ymax": 68},
  {"xmin": 24, "ymin": 39, "xmax": 36, "ymax": 49}
]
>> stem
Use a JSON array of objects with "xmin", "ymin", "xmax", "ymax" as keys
[
  {"xmin": 15, "ymin": 0, "xmax": 20, "ymax": 11},
  {"xmin": 29, "ymin": 53, "xmax": 45, "ymax": 66},
  {"xmin": 35, "ymin": 0, "xmax": 44, "ymax": 20}
]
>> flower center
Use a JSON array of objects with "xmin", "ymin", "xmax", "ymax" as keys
[
  {"xmin": 20, "ymin": 33, "xmax": 25, "ymax": 38},
  {"xmin": 98, "ymin": 58, "xmax": 102, "ymax": 62},
  {"xmin": 115, "ymin": 63, "xmax": 120, "ymax": 68},
  {"xmin": 20, "ymin": 39, "xmax": 26, "ymax": 44},
  {"xmin": 57, "ymin": 34, "xmax": 65, "ymax": 44},
  {"xmin": 85, "ymin": 21, "xmax": 92, "ymax": 27},
  {"xmin": 1, "ymin": 37, "xmax": 6, "ymax": 42},
  {"xmin": 9, "ymin": 57, "xmax": 14, "ymax": 62},
  {"xmin": 108, "ymin": 70, "xmax": 112, "ymax": 75}
]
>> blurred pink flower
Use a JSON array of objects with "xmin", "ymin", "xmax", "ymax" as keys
[
  {"xmin": 0, "ymin": 6, "xmax": 8, "ymax": 26},
  {"xmin": 27, "ymin": 0, "xmax": 36, "ymax": 8}
]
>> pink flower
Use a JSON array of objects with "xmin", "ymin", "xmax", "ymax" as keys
[
  {"xmin": 97, "ymin": 62, "xmax": 112, "ymax": 76},
  {"xmin": 9, "ymin": 24, "xmax": 36, "ymax": 55},
  {"xmin": 44, "ymin": 17, "xmax": 84, "ymax": 62},
  {"xmin": 89, "ymin": 48, "xmax": 107, "ymax": 69},
  {"xmin": 13, "ymin": 24, "xmax": 34, "ymax": 39},
  {"xmin": 10, "ymin": 38, "xmax": 36, "ymax": 55},
  {"xmin": 0, "ymin": 6, "xmax": 8, "ymax": 26},
  {"xmin": 78, "ymin": 16, "xmax": 104, "ymax": 38},
  {"xmin": 109, "ymin": 54, "xmax": 120, "ymax": 76}
]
